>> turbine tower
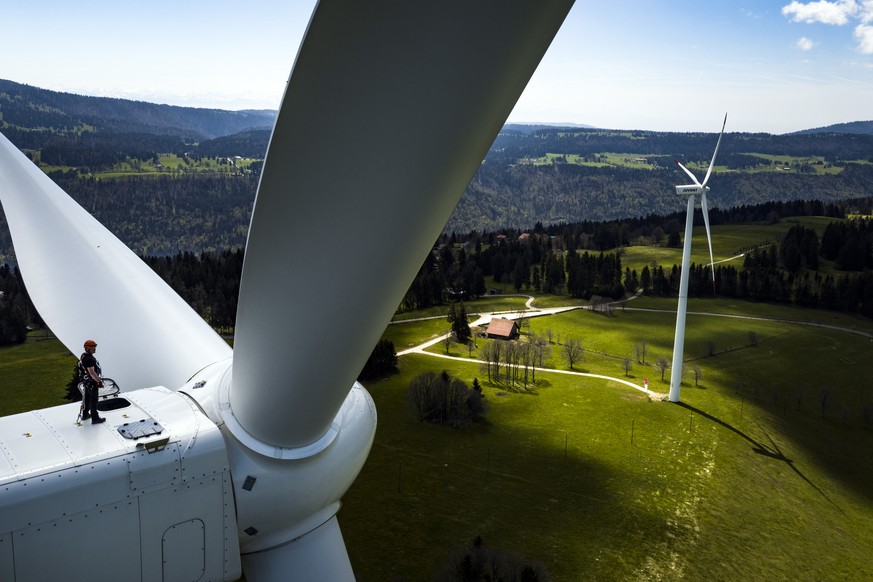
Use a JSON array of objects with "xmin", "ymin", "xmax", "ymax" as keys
[
  {"xmin": 668, "ymin": 114, "xmax": 727, "ymax": 403},
  {"xmin": 0, "ymin": 2, "xmax": 574, "ymax": 580}
]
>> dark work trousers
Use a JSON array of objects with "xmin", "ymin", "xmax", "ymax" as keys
[{"xmin": 84, "ymin": 382, "xmax": 100, "ymax": 421}]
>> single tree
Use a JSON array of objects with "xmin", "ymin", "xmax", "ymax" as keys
[
  {"xmin": 634, "ymin": 340, "xmax": 648, "ymax": 363},
  {"xmin": 451, "ymin": 302, "xmax": 472, "ymax": 343},
  {"xmin": 64, "ymin": 361, "xmax": 84, "ymax": 402},
  {"xmin": 655, "ymin": 355, "xmax": 669, "ymax": 381},
  {"xmin": 691, "ymin": 364, "xmax": 703, "ymax": 386},
  {"xmin": 563, "ymin": 339, "xmax": 583, "ymax": 370},
  {"xmin": 622, "ymin": 357, "xmax": 633, "ymax": 377}
]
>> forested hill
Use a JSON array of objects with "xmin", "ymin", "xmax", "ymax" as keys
[
  {"xmin": 791, "ymin": 120, "xmax": 873, "ymax": 136},
  {"xmin": 448, "ymin": 161, "xmax": 873, "ymax": 233},
  {"xmin": 0, "ymin": 79, "xmax": 275, "ymax": 141},
  {"xmin": 2, "ymin": 81, "xmax": 873, "ymax": 256},
  {"xmin": 444, "ymin": 125, "xmax": 873, "ymax": 232}
]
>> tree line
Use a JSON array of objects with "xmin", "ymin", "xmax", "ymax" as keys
[
  {"xmin": 630, "ymin": 218, "xmax": 873, "ymax": 318},
  {"xmin": 408, "ymin": 370, "xmax": 486, "ymax": 429},
  {"xmin": 488, "ymin": 125, "xmax": 873, "ymax": 166},
  {"xmin": 2, "ymin": 199, "xmax": 871, "ymax": 351},
  {"xmin": 0, "ymin": 79, "xmax": 274, "ymax": 143},
  {"xmin": 399, "ymin": 230, "xmax": 628, "ymax": 312}
]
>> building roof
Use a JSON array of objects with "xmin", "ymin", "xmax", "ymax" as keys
[{"xmin": 485, "ymin": 318, "xmax": 517, "ymax": 338}]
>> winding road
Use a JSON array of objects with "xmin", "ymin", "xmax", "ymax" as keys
[
  {"xmin": 395, "ymin": 292, "xmax": 662, "ymax": 397},
  {"xmin": 392, "ymin": 290, "xmax": 873, "ymax": 398}
]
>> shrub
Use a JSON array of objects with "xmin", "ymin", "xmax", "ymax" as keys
[{"xmin": 408, "ymin": 371, "xmax": 487, "ymax": 428}]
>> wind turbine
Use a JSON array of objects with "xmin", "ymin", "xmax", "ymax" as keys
[
  {"xmin": 0, "ymin": 1, "xmax": 574, "ymax": 580},
  {"xmin": 668, "ymin": 114, "xmax": 726, "ymax": 403}
]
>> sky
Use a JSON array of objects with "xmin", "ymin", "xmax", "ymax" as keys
[{"xmin": 1, "ymin": 0, "xmax": 872, "ymax": 134}]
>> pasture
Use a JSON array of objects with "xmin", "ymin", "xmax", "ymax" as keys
[
  {"xmin": 341, "ymin": 298, "xmax": 873, "ymax": 579},
  {"xmin": 2, "ymin": 295, "xmax": 872, "ymax": 580},
  {"xmin": 620, "ymin": 216, "xmax": 837, "ymax": 276}
]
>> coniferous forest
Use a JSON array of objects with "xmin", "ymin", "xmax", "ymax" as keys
[
  {"xmin": 4, "ymin": 198, "xmax": 872, "ymax": 348},
  {"xmin": 2, "ymin": 81, "xmax": 873, "ymax": 344}
]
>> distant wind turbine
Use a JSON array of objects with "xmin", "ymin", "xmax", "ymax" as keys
[{"xmin": 668, "ymin": 114, "xmax": 726, "ymax": 403}]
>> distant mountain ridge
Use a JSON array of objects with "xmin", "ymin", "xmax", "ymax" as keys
[
  {"xmin": 4, "ymin": 79, "xmax": 872, "ymax": 143},
  {"xmin": 789, "ymin": 120, "xmax": 873, "ymax": 136},
  {"xmin": 503, "ymin": 122, "xmax": 597, "ymax": 133},
  {"xmin": 0, "ymin": 79, "xmax": 276, "ymax": 140},
  {"xmin": 2, "ymin": 81, "xmax": 873, "ymax": 259}
]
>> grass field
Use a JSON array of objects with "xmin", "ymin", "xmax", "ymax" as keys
[
  {"xmin": 3, "ymin": 294, "xmax": 871, "ymax": 580},
  {"xmin": 517, "ymin": 151, "xmax": 864, "ymax": 176},
  {"xmin": 38, "ymin": 154, "xmax": 260, "ymax": 179},
  {"xmin": 338, "ymin": 297, "xmax": 873, "ymax": 580},
  {"xmin": 620, "ymin": 216, "xmax": 837, "ymax": 276}
]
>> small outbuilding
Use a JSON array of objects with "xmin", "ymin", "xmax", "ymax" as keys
[{"xmin": 485, "ymin": 317, "xmax": 518, "ymax": 340}]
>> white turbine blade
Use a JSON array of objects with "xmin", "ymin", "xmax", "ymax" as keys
[
  {"xmin": 231, "ymin": 0, "xmax": 574, "ymax": 449},
  {"xmin": 674, "ymin": 160, "xmax": 701, "ymax": 186},
  {"xmin": 700, "ymin": 191, "xmax": 716, "ymax": 293},
  {"xmin": 0, "ymin": 132, "xmax": 232, "ymax": 390},
  {"xmin": 701, "ymin": 112, "xmax": 728, "ymax": 187}
]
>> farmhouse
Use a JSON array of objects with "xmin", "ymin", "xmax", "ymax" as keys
[{"xmin": 485, "ymin": 317, "xmax": 518, "ymax": 340}]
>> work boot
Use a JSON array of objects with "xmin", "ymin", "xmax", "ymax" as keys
[
  {"xmin": 92, "ymin": 417, "xmax": 106, "ymax": 424},
  {"xmin": 82, "ymin": 414, "xmax": 91, "ymax": 421}
]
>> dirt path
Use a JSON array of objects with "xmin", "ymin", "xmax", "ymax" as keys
[{"xmin": 394, "ymin": 289, "xmax": 872, "ymax": 397}]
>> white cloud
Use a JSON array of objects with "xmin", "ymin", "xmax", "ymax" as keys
[
  {"xmin": 861, "ymin": 0, "xmax": 873, "ymax": 22},
  {"xmin": 855, "ymin": 23, "xmax": 873, "ymax": 52},
  {"xmin": 796, "ymin": 36, "xmax": 816, "ymax": 50},
  {"xmin": 782, "ymin": 0, "xmax": 858, "ymax": 25},
  {"xmin": 783, "ymin": 1, "xmax": 873, "ymax": 52}
]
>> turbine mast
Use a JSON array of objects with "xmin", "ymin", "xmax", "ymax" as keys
[
  {"xmin": 668, "ymin": 113, "xmax": 726, "ymax": 402},
  {"xmin": 669, "ymin": 194, "xmax": 695, "ymax": 402}
]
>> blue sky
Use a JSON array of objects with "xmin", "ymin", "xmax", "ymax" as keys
[{"xmin": 2, "ymin": 1, "xmax": 871, "ymax": 134}]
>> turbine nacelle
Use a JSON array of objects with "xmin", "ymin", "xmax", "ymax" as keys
[{"xmin": 675, "ymin": 184, "xmax": 709, "ymax": 197}]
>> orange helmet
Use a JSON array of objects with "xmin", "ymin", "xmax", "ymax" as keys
[{"xmin": 83, "ymin": 339, "xmax": 97, "ymax": 348}]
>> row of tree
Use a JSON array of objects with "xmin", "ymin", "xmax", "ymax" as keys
[
  {"xmin": 478, "ymin": 335, "xmax": 550, "ymax": 387},
  {"xmin": 408, "ymin": 371, "xmax": 486, "ymax": 429},
  {"xmin": 400, "ymin": 237, "xmax": 627, "ymax": 312},
  {"xmin": 490, "ymin": 125, "xmax": 873, "ymax": 166},
  {"xmin": 632, "ymin": 251, "xmax": 873, "ymax": 318},
  {"xmin": 3, "ymin": 201, "xmax": 871, "ymax": 350},
  {"xmin": 820, "ymin": 219, "xmax": 873, "ymax": 270},
  {"xmin": 141, "ymin": 249, "xmax": 243, "ymax": 330}
]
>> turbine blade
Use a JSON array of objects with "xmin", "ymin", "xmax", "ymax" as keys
[
  {"xmin": 675, "ymin": 160, "xmax": 701, "ymax": 186},
  {"xmin": 0, "ymin": 133, "xmax": 232, "ymax": 390},
  {"xmin": 230, "ymin": 0, "xmax": 574, "ymax": 449},
  {"xmin": 700, "ymin": 191, "xmax": 717, "ymax": 294},
  {"xmin": 701, "ymin": 112, "xmax": 728, "ymax": 187}
]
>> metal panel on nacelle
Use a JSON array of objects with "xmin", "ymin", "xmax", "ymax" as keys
[
  {"xmin": 127, "ymin": 442, "xmax": 181, "ymax": 492},
  {"xmin": 0, "ymin": 533, "xmax": 12, "ymax": 581},
  {"xmin": 13, "ymin": 499, "xmax": 142, "ymax": 581},
  {"xmin": 0, "ymin": 387, "xmax": 241, "ymax": 581},
  {"xmin": 163, "ymin": 519, "xmax": 207, "ymax": 582}
]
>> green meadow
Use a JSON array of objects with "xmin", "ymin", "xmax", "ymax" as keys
[
  {"xmin": 340, "ymin": 297, "xmax": 873, "ymax": 580},
  {"xmin": 5, "ymin": 292, "xmax": 872, "ymax": 580},
  {"xmin": 519, "ymin": 151, "xmax": 865, "ymax": 176},
  {"xmin": 38, "ymin": 154, "xmax": 260, "ymax": 178},
  {"xmin": 621, "ymin": 217, "xmax": 837, "ymax": 275}
]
